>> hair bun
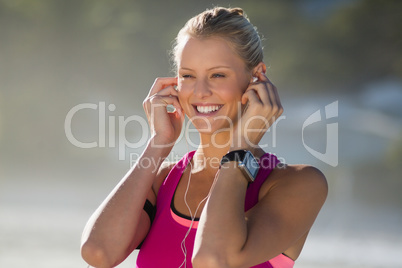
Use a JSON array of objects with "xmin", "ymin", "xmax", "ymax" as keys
[
  {"xmin": 229, "ymin": 7, "xmax": 244, "ymax": 16},
  {"xmin": 211, "ymin": 7, "xmax": 245, "ymax": 19}
]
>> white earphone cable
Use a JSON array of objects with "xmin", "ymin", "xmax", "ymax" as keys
[{"xmin": 179, "ymin": 126, "xmax": 220, "ymax": 268}]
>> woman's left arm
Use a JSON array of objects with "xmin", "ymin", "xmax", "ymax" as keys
[
  {"xmin": 192, "ymin": 71, "xmax": 328, "ymax": 268},
  {"xmin": 193, "ymin": 162, "xmax": 327, "ymax": 268}
]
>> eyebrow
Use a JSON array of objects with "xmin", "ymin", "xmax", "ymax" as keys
[{"xmin": 179, "ymin": 66, "xmax": 232, "ymax": 71}]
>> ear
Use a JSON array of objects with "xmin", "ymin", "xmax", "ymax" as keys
[
  {"xmin": 249, "ymin": 62, "xmax": 267, "ymax": 83},
  {"xmin": 252, "ymin": 62, "xmax": 266, "ymax": 75}
]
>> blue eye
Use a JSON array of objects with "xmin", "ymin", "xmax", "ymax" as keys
[
  {"xmin": 181, "ymin": 74, "xmax": 194, "ymax": 79},
  {"xmin": 212, "ymin": 73, "xmax": 225, "ymax": 78}
]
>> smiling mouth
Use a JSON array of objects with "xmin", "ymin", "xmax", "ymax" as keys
[{"xmin": 193, "ymin": 105, "xmax": 224, "ymax": 114}]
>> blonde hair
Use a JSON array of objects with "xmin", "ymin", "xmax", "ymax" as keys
[{"xmin": 172, "ymin": 7, "xmax": 263, "ymax": 71}]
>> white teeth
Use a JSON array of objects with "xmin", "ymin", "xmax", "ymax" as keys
[{"xmin": 196, "ymin": 105, "xmax": 221, "ymax": 114}]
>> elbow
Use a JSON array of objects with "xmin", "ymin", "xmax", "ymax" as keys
[
  {"xmin": 81, "ymin": 240, "xmax": 114, "ymax": 268},
  {"xmin": 192, "ymin": 253, "xmax": 224, "ymax": 268},
  {"xmin": 192, "ymin": 251, "xmax": 241, "ymax": 268}
]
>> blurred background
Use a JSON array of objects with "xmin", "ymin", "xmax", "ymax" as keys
[{"xmin": 1, "ymin": 0, "xmax": 401, "ymax": 267}]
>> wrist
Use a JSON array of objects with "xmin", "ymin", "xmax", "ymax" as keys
[
  {"xmin": 220, "ymin": 150, "xmax": 260, "ymax": 182},
  {"xmin": 219, "ymin": 161, "xmax": 249, "ymax": 185},
  {"xmin": 143, "ymin": 138, "xmax": 173, "ymax": 161},
  {"xmin": 149, "ymin": 135, "xmax": 176, "ymax": 149},
  {"xmin": 229, "ymin": 141, "xmax": 254, "ymax": 152}
]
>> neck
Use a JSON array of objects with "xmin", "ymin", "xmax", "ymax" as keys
[
  {"xmin": 191, "ymin": 131, "xmax": 233, "ymax": 176},
  {"xmin": 191, "ymin": 130, "xmax": 264, "ymax": 174}
]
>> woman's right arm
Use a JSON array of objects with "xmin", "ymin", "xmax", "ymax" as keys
[
  {"xmin": 80, "ymin": 143, "xmax": 170, "ymax": 268},
  {"xmin": 81, "ymin": 77, "xmax": 183, "ymax": 268}
]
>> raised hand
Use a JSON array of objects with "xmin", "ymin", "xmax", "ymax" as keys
[
  {"xmin": 143, "ymin": 77, "xmax": 184, "ymax": 147},
  {"xmin": 232, "ymin": 71, "xmax": 283, "ymax": 150}
]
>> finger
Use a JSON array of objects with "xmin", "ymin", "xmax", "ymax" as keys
[
  {"xmin": 150, "ymin": 94, "xmax": 183, "ymax": 116},
  {"xmin": 148, "ymin": 77, "xmax": 178, "ymax": 97},
  {"xmin": 144, "ymin": 85, "xmax": 179, "ymax": 113},
  {"xmin": 258, "ymin": 73, "xmax": 282, "ymax": 111},
  {"xmin": 254, "ymin": 73, "xmax": 279, "ymax": 107},
  {"xmin": 247, "ymin": 82, "xmax": 270, "ymax": 105},
  {"xmin": 152, "ymin": 85, "xmax": 180, "ymax": 98},
  {"xmin": 264, "ymin": 82, "xmax": 283, "ymax": 117},
  {"xmin": 168, "ymin": 107, "xmax": 184, "ymax": 121},
  {"xmin": 241, "ymin": 89, "xmax": 261, "ymax": 105},
  {"xmin": 154, "ymin": 86, "xmax": 183, "ymax": 115},
  {"xmin": 264, "ymin": 83, "xmax": 276, "ymax": 108},
  {"xmin": 255, "ymin": 71, "xmax": 269, "ymax": 83},
  {"xmin": 272, "ymin": 87, "xmax": 283, "ymax": 116},
  {"xmin": 257, "ymin": 72, "xmax": 276, "ymax": 95}
]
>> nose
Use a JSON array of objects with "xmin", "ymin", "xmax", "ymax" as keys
[{"xmin": 193, "ymin": 79, "xmax": 212, "ymax": 99}]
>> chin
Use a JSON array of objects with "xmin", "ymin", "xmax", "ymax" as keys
[{"xmin": 190, "ymin": 119, "xmax": 233, "ymax": 135}]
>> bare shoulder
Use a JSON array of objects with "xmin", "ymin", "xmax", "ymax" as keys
[
  {"xmin": 279, "ymin": 164, "xmax": 327, "ymax": 184},
  {"xmin": 260, "ymin": 164, "xmax": 328, "ymax": 202}
]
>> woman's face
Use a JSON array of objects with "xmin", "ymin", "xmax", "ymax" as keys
[{"xmin": 177, "ymin": 36, "xmax": 252, "ymax": 134}]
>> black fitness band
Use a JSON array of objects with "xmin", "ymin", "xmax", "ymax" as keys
[{"xmin": 136, "ymin": 199, "xmax": 156, "ymax": 249}]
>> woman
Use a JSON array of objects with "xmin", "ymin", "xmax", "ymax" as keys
[{"xmin": 81, "ymin": 7, "xmax": 327, "ymax": 268}]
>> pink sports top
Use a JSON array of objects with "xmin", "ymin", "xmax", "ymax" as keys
[{"xmin": 136, "ymin": 151, "xmax": 295, "ymax": 268}]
